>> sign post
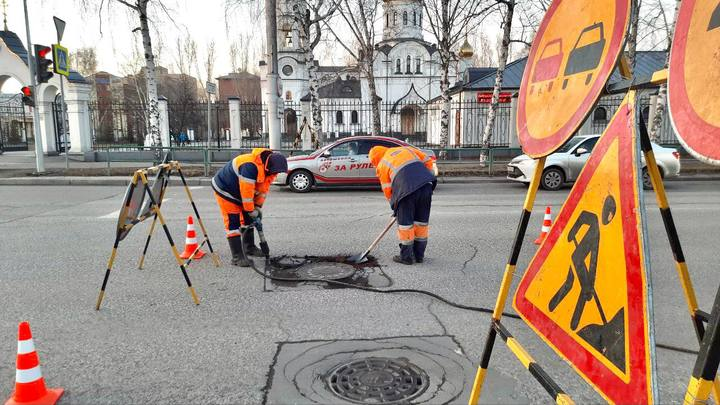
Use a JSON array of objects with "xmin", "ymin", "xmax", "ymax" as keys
[
  {"xmin": 53, "ymin": 16, "xmax": 69, "ymax": 169},
  {"xmin": 206, "ymin": 81, "xmax": 216, "ymax": 154}
]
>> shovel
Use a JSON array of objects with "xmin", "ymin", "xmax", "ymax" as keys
[{"xmin": 348, "ymin": 216, "xmax": 397, "ymax": 264}]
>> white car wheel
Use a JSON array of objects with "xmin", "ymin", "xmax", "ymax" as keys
[
  {"xmin": 541, "ymin": 168, "xmax": 565, "ymax": 191},
  {"xmin": 288, "ymin": 170, "xmax": 313, "ymax": 193}
]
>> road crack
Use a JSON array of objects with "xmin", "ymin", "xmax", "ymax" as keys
[
  {"xmin": 427, "ymin": 298, "xmax": 448, "ymax": 335},
  {"xmin": 460, "ymin": 244, "xmax": 479, "ymax": 274}
]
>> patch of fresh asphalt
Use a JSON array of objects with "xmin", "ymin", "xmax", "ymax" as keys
[{"xmin": 0, "ymin": 180, "xmax": 718, "ymax": 403}]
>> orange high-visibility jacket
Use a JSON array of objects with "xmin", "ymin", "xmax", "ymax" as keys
[
  {"xmin": 212, "ymin": 148, "xmax": 276, "ymax": 212},
  {"xmin": 369, "ymin": 146, "xmax": 435, "ymax": 210}
]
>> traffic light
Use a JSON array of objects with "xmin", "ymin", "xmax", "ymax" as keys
[
  {"xmin": 34, "ymin": 45, "xmax": 54, "ymax": 84},
  {"xmin": 20, "ymin": 86, "xmax": 34, "ymax": 107}
]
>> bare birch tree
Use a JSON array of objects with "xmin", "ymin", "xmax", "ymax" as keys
[
  {"xmin": 290, "ymin": 1, "xmax": 336, "ymax": 142},
  {"xmin": 423, "ymin": 0, "xmax": 494, "ymax": 151},
  {"xmin": 626, "ymin": 0, "xmax": 642, "ymax": 70},
  {"xmin": 479, "ymin": 0, "xmax": 515, "ymax": 162},
  {"xmin": 325, "ymin": 0, "xmax": 383, "ymax": 135},
  {"xmin": 70, "ymin": 47, "xmax": 98, "ymax": 77},
  {"xmin": 80, "ymin": 0, "xmax": 175, "ymax": 154},
  {"xmin": 640, "ymin": 0, "xmax": 679, "ymax": 141}
]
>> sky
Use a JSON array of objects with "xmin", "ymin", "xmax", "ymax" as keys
[{"xmin": 2, "ymin": 0, "xmax": 675, "ymax": 94}]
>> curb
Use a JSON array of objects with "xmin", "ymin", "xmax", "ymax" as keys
[
  {"xmin": 0, "ymin": 177, "xmax": 213, "ymax": 186},
  {"xmin": 0, "ymin": 174, "xmax": 718, "ymax": 187}
]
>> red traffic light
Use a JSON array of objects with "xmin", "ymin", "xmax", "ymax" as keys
[
  {"xmin": 37, "ymin": 46, "xmax": 51, "ymax": 58},
  {"xmin": 21, "ymin": 86, "xmax": 32, "ymax": 97}
]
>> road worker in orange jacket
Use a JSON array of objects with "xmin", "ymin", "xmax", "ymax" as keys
[
  {"xmin": 369, "ymin": 145, "xmax": 436, "ymax": 265},
  {"xmin": 212, "ymin": 148, "xmax": 288, "ymax": 266}
]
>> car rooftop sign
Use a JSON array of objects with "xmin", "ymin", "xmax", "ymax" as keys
[{"xmin": 517, "ymin": 0, "xmax": 631, "ymax": 158}]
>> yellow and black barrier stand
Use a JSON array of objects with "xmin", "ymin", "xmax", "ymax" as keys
[
  {"xmin": 96, "ymin": 172, "xmax": 139, "ymax": 310},
  {"xmin": 95, "ymin": 161, "xmax": 216, "ymax": 310},
  {"xmin": 469, "ymin": 157, "xmax": 572, "ymax": 405},
  {"xmin": 139, "ymin": 170, "xmax": 200, "ymax": 306},
  {"xmin": 683, "ymin": 285, "xmax": 720, "ymax": 405},
  {"xmin": 634, "ymin": 76, "xmax": 720, "ymax": 403}
]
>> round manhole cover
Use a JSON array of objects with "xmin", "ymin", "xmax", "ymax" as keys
[
  {"xmin": 296, "ymin": 262, "xmax": 356, "ymax": 280},
  {"xmin": 326, "ymin": 357, "xmax": 429, "ymax": 404}
]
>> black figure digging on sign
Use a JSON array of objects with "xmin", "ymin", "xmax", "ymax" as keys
[
  {"xmin": 547, "ymin": 194, "xmax": 626, "ymax": 371},
  {"xmin": 549, "ymin": 195, "xmax": 616, "ymax": 331}
]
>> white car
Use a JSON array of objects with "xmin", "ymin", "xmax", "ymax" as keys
[
  {"xmin": 507, "ymin": 135, "xmax": 681, "ymax": 190},
  {"xmin": 274, "ymin": 136, "xmax": 438, "ymax": 193}
]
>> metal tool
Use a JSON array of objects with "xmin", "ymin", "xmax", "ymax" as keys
[{"xmin": 348, "ymin": 216, "xmax": 397, "ymax": 264}]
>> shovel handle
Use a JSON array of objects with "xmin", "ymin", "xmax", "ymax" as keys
[{"xmin": 358, "ymin": 216, "xmax": 397, "ymax": 261}]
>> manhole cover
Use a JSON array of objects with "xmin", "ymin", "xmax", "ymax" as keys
[
  {"xmin": 326, "ymin": 357, "xmax": 429, "ymax": 404},
  {"xmin": 296, "ymin": 262, "xmax": 356, "ymax": 280}
]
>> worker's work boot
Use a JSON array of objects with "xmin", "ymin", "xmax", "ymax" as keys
[
  {"xmin": 393, "ymin": 244, "xmax": 414, "ymax": 265},
  {"xmin": 413, "ymin": 240, "xmax": 427, "ymax": 263},
  {"xmin": 243, "ymin": 229, "xmax": 263, "ymax": 257},
  {"xmin": 228, "ymin": 236, "xmax": 252, "ymax": 267}
]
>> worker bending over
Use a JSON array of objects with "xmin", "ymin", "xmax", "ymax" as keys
[
  {"xmin": 369, "ymin": 146, "xmax": 436, "ymax": 265},
  {"xmin": 212, "ymin": 148, "xmax": 288, "ymax": 266}
]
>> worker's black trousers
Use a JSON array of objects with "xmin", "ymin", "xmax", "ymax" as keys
[{"xmin": 395, "ymin": 183, "xmax": 433, "ymax": 261}]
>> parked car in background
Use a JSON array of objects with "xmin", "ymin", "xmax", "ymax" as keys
[
  {"xmin": 507, "ymin": 135, "xmax": 681, "ymax": 191},
  {"xmin": 274, "ymin": 136, "xmax": 438, "ymax": 193}
]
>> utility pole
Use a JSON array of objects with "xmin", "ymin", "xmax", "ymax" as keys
[
  {"xmin": 23, "ymin": 0, "xmax": 44, "ymax": 173},
  {"xmin": 265, "ymin": 0, "xmax": 281, "ymax": 150}
]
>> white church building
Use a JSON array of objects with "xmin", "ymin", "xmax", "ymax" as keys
[{"xmin": 261, "ymin": 0, "xmax": 473, "ymax": 142}]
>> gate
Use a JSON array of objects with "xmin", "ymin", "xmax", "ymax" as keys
[
  {"xmin": 0, "ymin": 96, "xmax": 30, "ymax": 152},
  {"xmin": 52, "ymin": 95, "xmax": 68, "ymax": 152}
]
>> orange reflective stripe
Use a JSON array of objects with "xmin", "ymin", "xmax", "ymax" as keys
[
  {"xmin": 414, "ymin": 223, "xmax": 429, "ymax": 239},
  {"xmin": 398, "ymin": 225, "xmax": 414, "ymax": 244}
]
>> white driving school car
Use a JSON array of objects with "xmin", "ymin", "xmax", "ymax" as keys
[
  {"xmin": 274, "ymin": 136, "xmax": 438, "ymax": 193},
  {"xmin": 507, "ymin": 135, "xmax": 681, "ymax": 190}
]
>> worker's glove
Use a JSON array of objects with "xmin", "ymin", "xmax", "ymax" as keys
[
  {"xmin": 248, "ymin": 209, "xmax": 260, "ymax": 219},
  {"xmin": 256, "ymin": 206, "xmax": 263, "ymax": 218}
]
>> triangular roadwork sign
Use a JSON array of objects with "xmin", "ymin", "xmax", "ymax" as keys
[{"xmin": 514, "ymin": 92, "xmax": 657, "ymax": 404}]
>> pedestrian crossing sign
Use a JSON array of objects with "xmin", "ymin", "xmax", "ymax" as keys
[{"xmin": 513, "ymin": 91, "xmax": 657, "ymax": 404}]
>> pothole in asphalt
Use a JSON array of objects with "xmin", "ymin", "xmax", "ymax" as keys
[
  {"xmin": 261, "ymin": 255, "xmax": 392, "ymax": 292},
  {"xmin": 263, "ymin": 336, "xmax": 476, "ymax": 404}
]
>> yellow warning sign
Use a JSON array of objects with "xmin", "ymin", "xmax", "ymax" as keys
[
  {"xmin": 514, "ymin": 92, "xmax": 656, "ymax": 403},
  {"xmin": 517, "ymin": 0, "xmax": 631, "ymax": 158}
]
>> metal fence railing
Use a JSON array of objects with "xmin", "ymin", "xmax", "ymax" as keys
[{"xmin": 93, "ymin": 145, "xmax": 521, "ymax": 177}]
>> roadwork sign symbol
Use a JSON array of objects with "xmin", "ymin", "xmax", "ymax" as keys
[
  {"xmin": 668, "ymin": 0, "xmax": 720, "ymax": 165},
  {"xmin": 514, "ymin": 92, "xmax": 657, "ymax": 404},
  {"xmin": 517, "ymin": 0, "xmax": 631, "ymax": 158}
]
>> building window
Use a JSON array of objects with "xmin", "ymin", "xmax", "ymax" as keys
[
  {"xmin": 403, "ymin": 11, "xmax": 408, "ymax": 25},
  {"xmin": 396, "ymin": 59, "xmax": 402, "ymax": 74},
  {"xmin": 419, "ymin": 13, "xmax": 422, "ymax": 26},
  {"xmin": 406, "ymin": 56, "xmax": 412, "ymax": 74},
  {"xmin": 415, "ymin": 57, "xmax": 421, "ymax": 74},
  {"xmin": 593, "ymin": 107, "xmax": 607, "ymax": 122},
  {"xmin": 351, "ymin": 110, "xmax": 359, "ymax": 124},
  {"xmin": 393, "ymin": 12, "xmax": 397, "ymax": 25},
  {"xmin": 336, "ymin": 111, "xmax": 344, "ymax": 125},
  {"xmin": 413, "ymin": 11, "xmax": 417, "ymax": 25},
  {"xmin": 386, "ymin": 14, "xmax": 389, "ymax": 26}
]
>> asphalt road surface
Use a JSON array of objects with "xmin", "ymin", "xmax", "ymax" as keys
[{"xmin": 0, "ymin": 179, "xmax": 718, "ymax": 404}]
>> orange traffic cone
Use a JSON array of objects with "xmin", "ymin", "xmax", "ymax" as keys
[
  {"xmin": 179, "ymin": 215, "xmax": 205, "ymax": 260},
  {"xmin": 5, "ymin": 322, "xmax": 64, "ymax": 405},
  {"xmin": 534, "ymin": 206, "xmax": 552, "ymax": 245}
]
